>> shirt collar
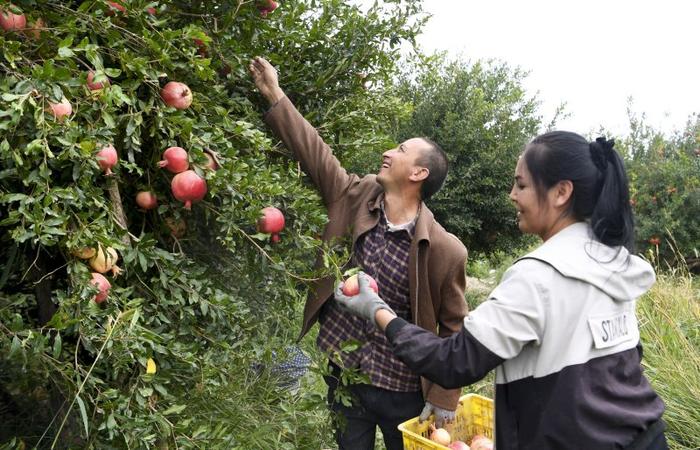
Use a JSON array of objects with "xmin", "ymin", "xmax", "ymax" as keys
[{"xmin": 380, "ymin": 201, "xmax": 418, "ymax": 236}]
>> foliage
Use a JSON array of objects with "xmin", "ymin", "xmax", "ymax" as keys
[
  {"xmin": 637, "ymin": 271, "xmax": 700, "ymax": 449},
  {"xmin": 391, "ymin": 52, "xmax": 542, "ymax": 255},
  {"xmin": 618, "ymin": 112, "xmax": 700, "ymax": 270},
  {"xmin": 0, "ymin": 0, "xmax": 425, "ymax": 447}
]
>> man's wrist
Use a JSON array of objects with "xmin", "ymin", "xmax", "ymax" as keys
[{"xmin": 264, "ymin": 86, "xmax": 286, "ymax": 105}]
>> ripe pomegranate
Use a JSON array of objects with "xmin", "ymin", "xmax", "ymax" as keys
[
  {"xmin": 470, "ymin": 435, "xmax": 493, "ymax": 450},
  {"xmin": 429, "ymin": 425, "xmax": 451, "ymax": 446},
  {"xmin": 136, "ymin": 191, "xmax": 158, "ymax": 210},
  {"xmin": 106, "ymin": 1, "xmax": 126, "ymax": 15},
  {"xmin": 257, "ymin": 206, "xmax": 285, "ymax": 242},
  {"xmin": 171, "ymin": 170, "xmax": 207, "ymax": 209},
  {"xmin": 89, "ymin": 245, "xmax": 122, "ymax": 276},
  {"xmin": 72, "ymin": 247, "xmax": 96, "ymax": 260},
  {"xmin": 193, "ymin": 37, "xmax": 207, "ymax": 57},
  {"xmin": 0, "ymin": 5, "xmax": 26, "ymax": 32},
  {"xmin": 204, "ymin": 152, "xmax": 218, "ymax": 170},
  {"xmin": 90, "ymin": 272, "xmax": 111, "ymax": 303},
  {"xmin": 158, "ymin": 146, "xmax": 189, "ymax": 173},
  {"xmin": 448, "ymin": 441, "xmax": 470, "ymax": 450},
  {"xmin": 96, "ymin": 144, "xmax": 118, "ymax": 175},
  {"xmin": 341, "ymin": 273, "xmax": 379, "ymax": 296},
  {"xmin": 87, "ymin": 71, "xmax": 110, "ymax": 90},
  {"xmin": 160, "ymin": 81, "xmax": 193, "ymax": 110},
  {"xmin": 258, "ymin": 0, "xmax": 279, "ymax": 16},
  {"xmin": 47, "ymin": 98, "xmax": 72, "ymax": 121},
  {"xmin": 25, "ymin": 17, "xmax": 45, "ymax": 39},
  {"xmin": 146, "ymin": 7, "xmax": 156, "ymax": 15}
]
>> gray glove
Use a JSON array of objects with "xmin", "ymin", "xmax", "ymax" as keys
[
  {"xmin": 334, "ymin": 272, "xmax": 395, "ymax": 326},
  {"xmin": 419, "ymin": 401, "xmax": 456, "ymax": 428}
]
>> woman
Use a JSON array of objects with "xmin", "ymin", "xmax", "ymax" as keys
[{"xmin": 335, "ymin": 131, "xmax": 667, "ymax": 449}]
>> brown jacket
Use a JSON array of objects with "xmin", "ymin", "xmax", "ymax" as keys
[{"xmin": 264, "ymin": 96, "xmax": 468, "ymax": 410}]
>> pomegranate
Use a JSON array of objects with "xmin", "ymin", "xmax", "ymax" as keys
[
  {"xmin": 258, "ymin": 0, "xmax": 279, "ymax": 16},
  {"xmin": 204, "ymin": 152, "xmax": 218, "ymax": 170},
  {"xmin": 146, "ymin": 7, "xmax": 156, "ymax": 15},
  {"xmin": 165, "ymin": 217, "xmax": 186, "ymax": 238},
  {"xmin": 25, "ymin": 17, "xmax": 45, "ymax": 39},
  {"xmin": 429, "ymin": 425, "xmax": 451, "ymax": 446},
  {"xmin": 106, "ymin": 1, "xmax": 126, "ymax": 15},
  {"xmin": 136, "ymin": 191, "xmax": 158, "ymax": 210},
  {"xmin": 160, "ymin": 81, "xmax": 193, "ymax": 110},
  {"xmin": 72, "ymin": 247, "xmax": 96, "ymax": 260},
  {"xmin": 257, "ymin": 206, "xmax": 285, "ymax": 242},
  {"xmin": 87, "ymin": 71, "xmax": 110, "ymax": 90},
  {"xmin": 193, "ymin": 37, "xmax": 207, "ymax": 57},
  {"xmin": 448, "ymin": 441, "xmax": 470, "ymax": 450},
  {"xmin": 158, "ymin": 146, "xmax": 189, "ymax": 173},
  {"xmin": 470, "ymin": 435, "xmax": 493, "ymax": 450},
  {"xmin": 342, "ymin": 273, "xmax": 379, "ymax": 296},
  {"xmin": 47, "ymin": 98, "xmax": 72, "ymax": 121},
  {"xmin": 171, "ymin": 170, "xmax": 207, "ymax": 210},
  {"xmin": 0, "ymin": 5, "xmax": 26, "ymax": 32},
  {"xmin": 96, "ymin": 144, "xmax": 118, "ymax": 175},
  {"xmin": 90, "ymin": 272, "xmax": 111, "ymax": 303},
  {"xmin": 89, "ymin": 245, "xmax": 122, "ymax": 276}
]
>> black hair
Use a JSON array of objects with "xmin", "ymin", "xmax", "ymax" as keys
[
  {"xmin": 416, "ymin": 137, "xmax": 448, "ymax": 200},
  {"xmin": 524, "ymin": 131, "xmax": 635, "ymax": 251}
]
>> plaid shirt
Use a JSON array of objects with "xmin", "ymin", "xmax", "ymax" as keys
[{"xmin": 317, "ymin": 207, "xmax": 420, "ymax": 392}]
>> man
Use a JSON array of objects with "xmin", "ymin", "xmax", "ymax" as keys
[{"xmin": 249, "ymin": 56, "xmax": 468, "ymax": 450}]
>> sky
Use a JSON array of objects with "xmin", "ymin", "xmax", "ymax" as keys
[{"xmin": 405, "ymin": 0, "xmax": 699, "ymax": 137}]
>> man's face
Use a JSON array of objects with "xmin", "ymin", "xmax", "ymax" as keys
[{"xmin": 376, "ymin": 138, "xmax": 428, "ymax": 189}]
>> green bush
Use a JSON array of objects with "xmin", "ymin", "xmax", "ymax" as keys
[{"xmin": 0, "ymin": 0, "xmax": 425, "ymax": 447}]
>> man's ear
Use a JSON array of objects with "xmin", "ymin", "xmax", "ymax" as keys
[
  {"xmin": 410, "ymin": 167, "xmax": 429, "ymax": 182},
  {"xmin": 554, "ymin": 180, "xmax": 574, "ymax": 207}
]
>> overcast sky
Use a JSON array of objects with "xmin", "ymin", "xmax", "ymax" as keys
[{"xmin": 405, "ymin": 0, "xmax": 699, "ymax": 137}]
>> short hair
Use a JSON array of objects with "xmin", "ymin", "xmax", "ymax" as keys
[{"xmin": 416, "ymin": 137, "xmax": 448, "ymax": 200}]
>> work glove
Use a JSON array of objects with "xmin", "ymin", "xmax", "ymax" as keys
[
  {"xmin": 334, "ymin": 272, "xmax": 395, "ymax": 326},
  {"xmin": 419, "ymin": 401, "xmax": 456, "ymax": 429}
]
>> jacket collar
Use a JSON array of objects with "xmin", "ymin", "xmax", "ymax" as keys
[{"xmin": 369, "ymin": 193, "xmax": 432, "ymax": 243}]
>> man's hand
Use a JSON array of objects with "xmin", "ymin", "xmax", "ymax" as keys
[
  {"xmin": 419, "ymin": 402, "xmax": 456, "ymax": 429},
  {"xmin": 334, "ymin": 272, "xmax": 395, "ymax": 327},
  {"xmin": 248, "ymin": 56, "xmax": 286, "ymax": 105}
]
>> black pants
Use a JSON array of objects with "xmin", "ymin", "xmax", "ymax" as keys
[{"xmin": 324, "ymin": 363, "xmax": 424, "ymax": 450}]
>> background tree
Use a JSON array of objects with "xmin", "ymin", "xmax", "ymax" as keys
[
  {"xmin": 0, "ymin": 0, "xmax": 425, "ymax": 447},
  {"xmin": 391, "ymin": 53, "xmax": 542, "ymax": 255}
]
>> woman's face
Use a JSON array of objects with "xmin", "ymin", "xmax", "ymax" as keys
[{"xmin": 509, "ymin": 155, "xmax": 567, "ymax": 241}]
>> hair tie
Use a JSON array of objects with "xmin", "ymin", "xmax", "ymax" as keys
[{"xmin": 589, "ymin": 137, "xmax": 616, "ymax": 172}]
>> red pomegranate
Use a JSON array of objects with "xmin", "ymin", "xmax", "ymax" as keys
[
  {"xmin": 258, "ymin": 0, "xmax": 279, "ymax": 16},
  {"xmin": 160, "ymin": 81, "xmax": 193, "ymax": 110},
  {"xmin": 158, "ymin": 146, "xmax": 189, "ymax": 173},
  {"xmin": 106, "ymin": 1, "xmax": 126, "ymax": 15},
  {"xmin": 193, "ymin": 37, "xmax": 207, "ymax": 56},
  {"xmin": 87, "ymin": 71, "xmax": 110, "ymax": 90},
  {"xmin": 90, "ymin": 272, "xmax": 111, "ymax": 303},
  {"xmin": 48, "ymin": 98, "xmax": 72, "ymax": 121},
  {"xmin": 96, "ymin": 144, "xmax": 118, "ymax": 175},
  {"xmin": 341, "ymin": 273, "xmax": 379, "ymax": 296},
  {"xmin": 257, "ymin": 206, "xmax": 285, "ymax": 242},
  {"xmin": 171, "ymin": 170, "xmax": 207, "ymax": 209},
  {"xmin": 0, "ymin": 5, "xmax": 26, "ymax": 31},
  {"xmin": 146, "ymin": 7, "xmax": 156, "ymax": 15},
  {"xmin": 136, "ymin": 191, "xmax": 158, "ymax": 210}
]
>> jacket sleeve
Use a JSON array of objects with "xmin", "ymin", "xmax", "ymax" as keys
[
  {"xmin": 424, "ymin": 243, "xmax": 469, "ymax": 409},
  {"xmin": 386, "ymin": 318, "xmax": 505, "ymax": 390},
  {"xmin": 263, "ymin": 96, "xmax": 357, "ymax": 207}
]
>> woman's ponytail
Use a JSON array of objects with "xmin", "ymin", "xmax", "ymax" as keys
[{"xmin": 588, "ymin": 138, "xmax": 635, "ymax": 251}]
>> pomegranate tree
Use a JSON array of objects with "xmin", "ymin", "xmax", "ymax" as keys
[
  {"xmin": 158, "ymin": 146, "xmax": 189, "ymax": 173},
  {"xmin": 96, "ymin": 144, "xmax": 118, "ymax": 175},
  {"xmin": 160, "ymin": 81, "xmax": 193, "ymax": 110},
  {"xmin": 341, "ymin": 273, "xmax": 379, "ymax": 296},
  {"xmin": 171, "ymin": 170, "xmax": 207, "ymax": 209},
  {"xmin": 90, "ymin": 272, "xmax": 111, "ymax": 304}
]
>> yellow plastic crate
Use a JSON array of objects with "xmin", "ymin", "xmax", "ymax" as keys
[{"xmin": 398, "ymin": 393, "xmax": 494, "ymax": 450}]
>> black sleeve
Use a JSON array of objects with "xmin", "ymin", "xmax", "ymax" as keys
[{"xmin": 385, "ymin": 318, "xmax": 505, "ymax": 389}]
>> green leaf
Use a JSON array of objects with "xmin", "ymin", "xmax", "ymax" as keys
[
  {"xmin": 162, "ymin": 404, "xmax": 186, "ymax": 416},
  {"xmin": 58, "ymin": 46, "xmax": 75, "ymax": 58},
  {"xmin": 52, "ymin": 333, "xmax": 62, "ymax": 358},
  {"xmin": 76, "ymin": 395, "xmax": 90, "ymax": 437}
]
